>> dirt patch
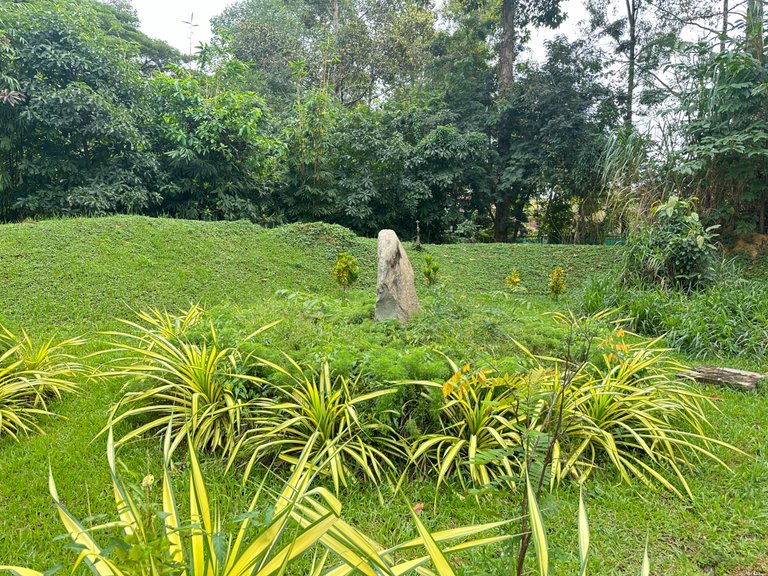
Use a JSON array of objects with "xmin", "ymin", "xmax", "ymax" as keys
[
  {"xmin": 728, "ymin": 558, "xmax": 768, "ymax": 576},
  {"xmin": 732, "ymin": 233, "xmax": 768, "ymax": 259}
]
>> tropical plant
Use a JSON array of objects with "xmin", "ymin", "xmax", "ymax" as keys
[
  {"xmin": 548, "ymin": 267, "xmax": 566, "ymax": 300},
  {"xmin": 0, "ymin": 429, "xmax": 511, "ymax": 576},
  {"xmin": 100, "ymin": 308, "xmax": 274, "ymax": 457},
  {"xmin": 623, "ymin": 195, "xmax": 719, "ymax": 291},
  {"xmin": 0, "ymin": 325, "xmax": 83, "ymax": 440},
  {"xmin": 423, "ymin": 254, "xmax": 439, "ymax": 286},
  {"xmin": 410, "ymin": 360, "xmax": 524, "ymax": 490},
  {"xmin": 332, "ymin": 252, "xmax": 360, "ymax": 302},
  {"xmin": 230, "ymin": 359, "xmax": 405, "ymax": 493},
  {"xmin": 505, "ymin": 269, "xmax": 523, "ymax": 291},
  {"xmin": 674, "ymin": 47, "xmax": 768, "ymax": 235},
  {"xmin": 128, "ymin": 304, "xmax": 205, "ymax": 341},
  {"xmin": 150, "ymin": 68, "xmax": 283, "ymax": 221},
  {"xmin": 0, "ymin": 351, "xmax": 53, "ymax": 441},
  {"xmin": 524, "ymin": 326, "xmax": 739, "ymax": 498},
  {"xmin": 0, "ymin": 324, "xmax": 85, "ymax": 401}
]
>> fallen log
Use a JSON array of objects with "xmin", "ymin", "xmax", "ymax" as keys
[{"xmin": 682, "ymin": 366, "xmax": 765, "ymax": 392}]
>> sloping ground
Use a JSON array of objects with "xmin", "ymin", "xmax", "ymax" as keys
[
  {"xmin": 0, "ymin": 216, "xmax": 617, "ymax": 334},
  {"xmin": 0, "ymin": 216, "xmax": 766, "ymax": 575}
]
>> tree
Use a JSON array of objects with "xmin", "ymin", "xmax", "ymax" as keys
[
  {"xmin": 211, "ymin": 0, "xmax": 310, "ymax": 106},
  {"xmin": 440, "ymin": 0, "xmax": 566, "ymax": 241},
  {"xmin": 0, "ymin": 0, "xmax": 164, "ymax": 219},
  {"xmin": 212, "ymin": 0, "xmax": 435, "ymax": 108},
  {"xmin": 671, "ymin": 3, "xmax": 768, "ymax": 235},
  {"xmin": 508, "ymin": 37, "xmax": 620, "ymax": 243},
  {"xmin": 147, "ymin": 65, "xmax": 284, "ymax": 221},
  {"xmin": 585, "ymin": 0, "xmax": 721, "ymax": 126}
]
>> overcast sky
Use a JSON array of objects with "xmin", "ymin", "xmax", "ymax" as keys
[{"xmin": 131, "ymin": 0, "xmax": 589, "ymax": 61}]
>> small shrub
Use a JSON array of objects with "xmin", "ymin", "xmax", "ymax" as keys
[
  {"xmin": 333, "ymin": 252, "xmax": 360, "ymax": 302},
  {"xmin": 230, "ymin": 359, "xmax": 405, "ymax": 493},
  {"xmin": 0, "ymin": 325, "xmax": 83, "ymax": 440},
  {"xmin": 423, "ymin": 253, "xmax": 439, "ymax": 286},
  {"xmin": 101, "ymin": 307, "xmax": 274, "ymax": 458},
  {"xmin": 504, "ymin": 269, "xmax": 525, "ymax": 292},
  {"xmin": 0, "ymin": 325, "xmax": 85, "ymax": 402},
  {"xmin": 411, "ymin": 361, "xmax": 524, "ymax": 490},
  {"xmin": 524, "ymin": 327, "xmax": 739, "ymax": 498},
  {"xmin": 0, "ymin": 356, "xmax": 52, "ymax": 441},
  {"xmin": 624, "ymin": 195, "xmax": 719, "ymax": 291},
  {"xmin": 130, "ymin": 304, "xmax": 205, "ymax": 340},
  {"xmin": 548, "ymin": 266, "xmax": 566, "ymax": 300}
]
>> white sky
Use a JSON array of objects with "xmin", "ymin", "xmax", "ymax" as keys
[
  {"xmin": 130, "ymin": 0, "xmax": 588, "ymax": 60},
  {"xmin": 131, "ymin": 0, "xmax": 234, "ymax": 56}
]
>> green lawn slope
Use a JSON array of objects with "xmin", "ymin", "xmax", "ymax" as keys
[{"xmin": 0, "ymin": 216, "xmax": 616, "ymax": 334}]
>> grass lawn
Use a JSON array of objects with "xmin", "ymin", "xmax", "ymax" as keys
[{"xmin": 0, "ymin": 216, "xmax": 766, "ymax": 575}]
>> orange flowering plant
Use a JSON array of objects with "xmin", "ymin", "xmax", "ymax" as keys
[
  {"xmin": 411, "ymin": 359, "xmax": 525, "ymax": 491},
  {"xmin": 526, "ymin": 315, "xmax": 740, "ymax": 498}
]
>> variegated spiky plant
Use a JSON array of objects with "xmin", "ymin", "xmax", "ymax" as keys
[
  {"xmin": 0, "ymin": 429, "xmax": 511, "ymax": 576},
  {"xmin": 229, "ymin": 358, "xmax": 405, "ymax": 494},
  {"xmin": 0, "ymin": 324, "xmax": 84, "ymax": 440}
]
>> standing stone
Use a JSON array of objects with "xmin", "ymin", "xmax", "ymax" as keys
[{"xmin": 375, "ymin": 230, "xmax": 420, "ymax": 323}]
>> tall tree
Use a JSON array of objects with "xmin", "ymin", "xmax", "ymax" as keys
[
  {"xmin": 746, "ymin": 0, "xmax": 765, "ymax": 61},
  {"xmin": 512, "ymin": 37, "xmax": 620, "ymax": 243},
  {"xmin": 449, "ymin": 0, "xmax": 564, "ymax": 240},
  {"xmin": 586, "ymin": 0, "xmax": 721, "ymax": 126},
  {"xmin": 0, "ymin": 0, "xmax": 164, "ymax": 219},
  {"xmin": 212, "ymin": 0, "xmax": 434, "ymax": 107}
]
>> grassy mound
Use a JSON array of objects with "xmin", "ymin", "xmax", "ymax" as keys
[{"xmin": 0, "ymin": 216, "xmax": 615, "ymax": 333}]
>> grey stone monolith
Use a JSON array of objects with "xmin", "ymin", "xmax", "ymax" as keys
[{"xmin": 374, "ymin": 229, "xmax": 420, "ymax": 323}]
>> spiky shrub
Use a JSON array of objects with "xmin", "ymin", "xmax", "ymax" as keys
[
  {"xmin": 333, "ymin": 252, "xmax": 359, "ymax": 302},
  {"xmin": 0, "ymin": 351, "xmax": 50, "ymax": 440},
  {"xmin": 230, "ymin": 359, "xmax": 404, "ymax": 493},
  {"xmin": 524, "ymin": 327, "xmax": 738, "ymax": 498},
  {"xmin": 0, "ymin": 325, "xmax": 83, "ymax": 440},
  {"xmin": 101, "ymin": 308, "xmax": 274, "ymax": 457},
  {"xmin": 548, "ymin": 266, "xmax": 566, "ymax": 300},
  {"xmin": 423, "ymin": 254, "xmax": 439, "ymax": 286},
  {"xmin": 0, "ymin": 430, "xmax": 510, "ymax": 576},
  {"xmin": 129, "ymin": 304, "xmax": 205, "ymax": 341},
  {"xmin": 0, "ymin": 324, "xmax": 85, "ymax": 402},
  {"xmin": 411, "ymin": 361, "xmax": 524, "ymax": 490}
]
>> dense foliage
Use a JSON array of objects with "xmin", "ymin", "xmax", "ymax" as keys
[
  {"xmin": 3, "ymin": 0, "xmax": 765, "ymax": 240},
  {"xmin": 623, "ymin": 196, "xmax": 719, "ymax": 291}
]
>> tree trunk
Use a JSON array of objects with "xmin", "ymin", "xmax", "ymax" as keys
[
  {"xmin": 721, "ymin": 0, "xmax": 729, "ymax": 52},
  {"xmin": 747, "ymin": 0, "xmax": 764, "ymax": 62},
  {"xmin": 499, "ymin": 0, "xmax": 518, "ymax": 98},
  {"xmin": 624, "ymin": 0, "xmax": 637, "ymax": 126},
  {"xmin": 494, "ymin": 0, "xmax": 518, "ymax": 242},
  {"xmin": 331, "ymin": 0, "xmax": 341, "ymax": 95},
  {"xmin": 493, "ymin": 193, "xmax": 511, "ymax": 242}
]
